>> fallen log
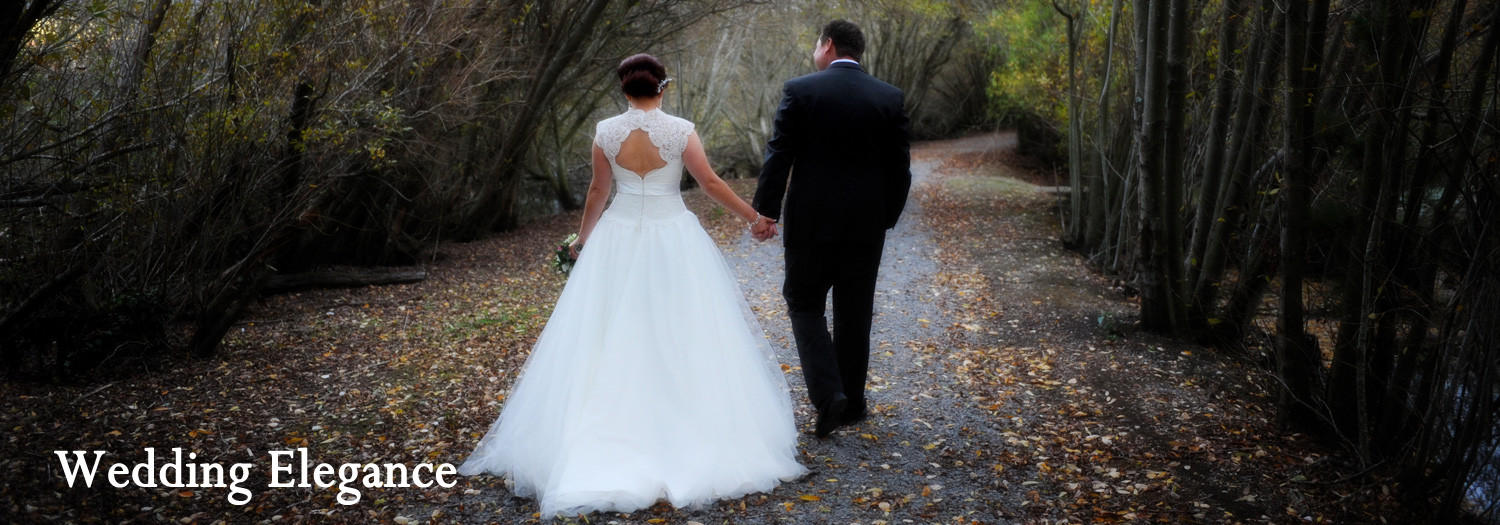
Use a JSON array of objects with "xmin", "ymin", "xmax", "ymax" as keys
[{"xmin": 264, "ymin": 268, "xmax": 428, "ymax": 293}]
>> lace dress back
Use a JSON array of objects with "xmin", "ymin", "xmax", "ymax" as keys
[{"xmin": 595, "ymin": 108, "xmax": 696, "ymax": 223}]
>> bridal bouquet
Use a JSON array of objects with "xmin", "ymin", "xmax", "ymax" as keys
[{"xmin": 553, "ymin": 233, "xmax": 579, "ymax": 275}]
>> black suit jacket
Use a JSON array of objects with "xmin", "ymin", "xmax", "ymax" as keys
[{"xmin": 752, "ymin": 62, "xmax": 911, "ymax": 247}]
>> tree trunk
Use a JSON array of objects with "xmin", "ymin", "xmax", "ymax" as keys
[
  {"xmin": 1185, "ymin": 0, "xmax": 1242, "ymax": 325},
  {"xmin": 1218, "ymin": 204, "xmax": 1278, "ymax": 345},
  {"xmin": 188, "ymin": 270, "xmax": 273, "ymax": 357},
  {"xmin": 118, "ymin": 0, "xmax": 173, "ymax": 98},
  {"xmin": 1132, "ymin": 0, "xmax": 1148, "ymax": 111},
  {"xmin": 1211, "ymin": 149, "xmax": 1281, "ymax": 345},
  {"xmin": 1135, "ymin": 0, "xmax": 1179, "ymax": 334},
  {"xmin": 1110, "ymin": 141, "xmax": 1137, "ymax": 274},
  {"xmin": 466, "ymin": 0, "xmax": 614, "ymax": 235},
  {"xmin": 1197, "ymin": 0, "xmax": 1281, "ymax": 330},
  {"xmin": 98, "ymin": 0, "xmax": 173, "ymax": 154},
  {"xmin": 1161, "ymin": 0, "xmax": 1189, "ymax": 328},
  {"xmin": 0, "ymin": 0, "xmax": 64, "ymax": 90},
  {"xmin": 1378, "ymin": 0, "xmax": 1471, "ymax": 456},
  {"xmin": 1386, "ymin": 0, "xmax": 1499, "ymax": 459},
  {"xmin": 280, "ymin": 81, "xmax": 315, "ymax": 196},
  {"xmin": 1053, "ymin": 1, "xmax": 1084, "ymax": 244},
  {"xmin": 1089, "ymin": 0, "xmax": 1122, "ymax": 255},
  {"xmin": 547, "ymin": 86, "xmax": 611, "ymax": 212},
  {"xmin": 1278, "ymin": 0, "xmax": 1323, "ymax": 430}
]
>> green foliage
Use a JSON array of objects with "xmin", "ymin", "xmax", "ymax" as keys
[
  {"xmin": 978, "ymin": 1, "xmax": 1138, "ymax": 160},
  {"xmin": 979, "ymin": 2, "xmax": 1071, "ymax": 126}
]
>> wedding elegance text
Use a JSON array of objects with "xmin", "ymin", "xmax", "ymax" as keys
[{"xmin": 54, "ymin": 447, "xmax": 457, "ymax": 505}]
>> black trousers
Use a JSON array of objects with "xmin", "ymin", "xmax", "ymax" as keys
[{"xmin": 783, "ymin": 240, "xmax": 884, "ymax": 414}]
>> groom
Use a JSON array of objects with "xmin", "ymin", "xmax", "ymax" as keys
[{"xmin": 752, "ymin": 19, "xmax": 911, "ymax": 438}]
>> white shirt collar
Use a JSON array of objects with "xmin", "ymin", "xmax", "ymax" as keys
[{"xmin": 831, "ymin": 58, "xmax": 859, "ymax": 66}]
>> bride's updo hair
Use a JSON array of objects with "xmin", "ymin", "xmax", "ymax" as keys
[{"xmin": 617, "ymin": 53, "xmax": 668, "ymax": 98}]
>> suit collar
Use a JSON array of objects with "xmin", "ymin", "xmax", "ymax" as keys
[{"xmin": 826, "ymin": 61, "xmax": 865, "ymax": 73}]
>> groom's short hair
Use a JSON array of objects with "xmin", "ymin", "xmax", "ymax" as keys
[{"xmin": 819, "ymin": 19, "xmax": 865, "ymax": 61}]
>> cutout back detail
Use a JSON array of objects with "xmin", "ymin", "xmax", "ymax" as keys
[{"xmin": 615, "ymin": 129, "xmax": 668, "ymax": 178}]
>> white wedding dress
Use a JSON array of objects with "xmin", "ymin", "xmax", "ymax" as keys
[{"xmin": 459, "ymin": 107, "xmax": 807, "ymax": 517}]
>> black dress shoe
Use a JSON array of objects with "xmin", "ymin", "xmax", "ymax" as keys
[
  {"xmin": 815, "ymin": 394, "xmax": 849, "ymax": 438},
  {"xmin": 841, "ymin": 398, "xmax": 867, "ymax": 426}
]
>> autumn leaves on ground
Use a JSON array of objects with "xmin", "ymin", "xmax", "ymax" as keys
[{"xmin": 3, "ymin": 133, "xmax": 1410, "ymax": 524}]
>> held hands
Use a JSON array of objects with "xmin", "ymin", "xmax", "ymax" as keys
[{"xmin": 750, "ymin": 215, "xmax": 778, "ymax": 242}]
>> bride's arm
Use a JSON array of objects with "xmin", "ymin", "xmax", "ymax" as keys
[
  {"xmin": 571, "ymin": 143, "xmax": 613, "ymax": 257},
  {"xmin": 682, "ymin": 132, "xmax": 763, "ymax": 226}
]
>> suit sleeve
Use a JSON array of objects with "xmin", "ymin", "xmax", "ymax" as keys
[
  {"xmin": 752, "ymin": 82, "xmax": 799, "ymax": 221},
  {"xmin": 885, "ymin": 92, "xmax": 912, "ymax": 229}
]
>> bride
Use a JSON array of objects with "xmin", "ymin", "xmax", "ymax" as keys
[{"xmin": 458, "ymin": 53, "xmax": 807, "ymax": 517}]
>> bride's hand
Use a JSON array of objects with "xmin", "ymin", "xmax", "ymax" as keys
[{"xmin": 568, "ymin": 237, "xmax": 584, "ymax": 259}]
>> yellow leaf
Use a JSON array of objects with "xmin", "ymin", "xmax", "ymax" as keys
[{"xmin": 799, "ymin": 495, "xmax": 821, "ymax": 501}]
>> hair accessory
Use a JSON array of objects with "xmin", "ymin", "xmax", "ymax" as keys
[{"xmin": 657, "ymin": 77, "xmax": 673, "ymax": 93}]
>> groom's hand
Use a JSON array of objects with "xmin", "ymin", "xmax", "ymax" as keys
[
  {"xmin": 753, "ymin": 225, "xmax": 776, "ymax": 242},
  {"xmin": 750, "ymin": 216, "xmax": 778, "ymax": 242}
]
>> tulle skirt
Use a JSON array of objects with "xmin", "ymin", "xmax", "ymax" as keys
[{"xmin": 458, "ymin": 204, "xmax": 807, "ymax": 517}]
